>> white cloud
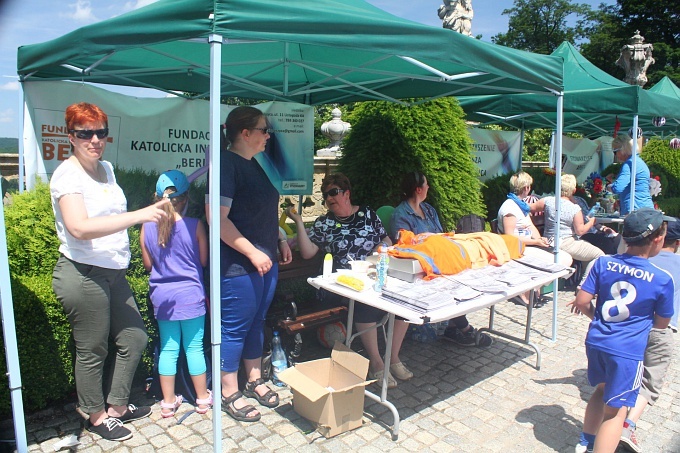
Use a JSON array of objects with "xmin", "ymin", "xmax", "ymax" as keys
[
  {"xmin": 123, "ymin": 0, "xmax": 159, "ymax": 12},
  {"xmin": 62, "ymin": 0, "xmax": 98, "ymax": 22},
  {"xmin": 0, "ymin": 81, "xmax": 20, "ymax": 91},
  {"xmin": 0, "ymin": 109, "xmax": 14, "ymax": 124}
]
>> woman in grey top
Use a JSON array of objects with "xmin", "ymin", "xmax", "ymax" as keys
[{"xmin": 533, "ymin": 174, "xmax": 604, "ymax": 288}]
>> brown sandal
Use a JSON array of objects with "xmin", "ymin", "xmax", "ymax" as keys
[
  {"xmin": 243, "ymin": 378, "xmax": 280, "ymax": 408},
  {"xmin": 221, "ymin": 391, "xmax": 261, "ymax": 422}
]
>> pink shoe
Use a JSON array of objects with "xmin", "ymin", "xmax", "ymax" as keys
[
  {"xmin": 160, "ymin": 395, "xmax": 183, "ymax": 418},
  {"xmin": 195, "ymin": 390, "xmax": 213, "ymax": 415}
]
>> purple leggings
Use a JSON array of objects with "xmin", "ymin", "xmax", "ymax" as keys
[{"xmin": 219, "ymin": 264, "xmax": 278, "ymax": 372}]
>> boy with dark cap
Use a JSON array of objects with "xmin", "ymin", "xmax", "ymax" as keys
[
  {"xmin": 571, "ymin": 208, "xmax": 675, "ymax": 453},
  {"xmin": 618, "ymin": 216, "xmax": 680, "ymax": 452}
]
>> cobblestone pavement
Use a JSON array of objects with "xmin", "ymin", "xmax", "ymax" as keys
[{"xmin": 5, "ymin": 290, "xmax": 680, "ymax": 452}]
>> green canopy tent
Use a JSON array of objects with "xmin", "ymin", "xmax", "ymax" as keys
[
  {"xmin": 458, "ymin": 43, "xmax": 680, "ymax": 138},
  {"xmin": 11, "ymin": 0, "xmax": 567, "ymax": 447},
  {"xmin": 648, "ymin": 77, "xmax": 680, "ymax": 136},
  {"xmin": 458, "ymin": 42, "xmax": 680, "ymax": 343}
]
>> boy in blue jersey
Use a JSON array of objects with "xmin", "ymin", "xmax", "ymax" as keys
[
  {"xmin": 571, "ymin": 208, "xmax": 675, "ymax": 453},
  {"xmin": 617, "ymin": 217, "xmax": 680, "ymax": 453}
]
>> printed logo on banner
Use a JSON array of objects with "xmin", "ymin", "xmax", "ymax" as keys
[
  {"xmin": 34, "ymin": 108, "xmax": 119, "ymax": 174},
  {"xmin": 282, "ymin": 181, "xmax": 307, "ymax": 190}
]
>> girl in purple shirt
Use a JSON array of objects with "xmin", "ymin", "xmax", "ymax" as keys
[{"xmin": 141, "ymin": 170, "xmax": 212, "ymax": 418}]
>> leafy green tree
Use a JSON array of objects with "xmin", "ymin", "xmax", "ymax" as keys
[
  {"xmin": 491, "ymin": 0, "xmax": 594, "ymax": 54},
  {"xmin": 339, "ymin": 98, "xmax": 485, "ymax": 230},
  {"xmin": 578, "ymin": 4, "xmax": 624, "ymax": 78},
  {"xmin": 581, "ymin": 1, "xmax": 679, "ymax": 86}
]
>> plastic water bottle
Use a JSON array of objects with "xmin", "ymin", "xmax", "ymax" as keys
[
  {"xmin": 271, "ymin": 331, "xmax": 288, "ymax": 387},
  {"xmin": 585, "ymin": 202, "xmax": 600, "ymax": 221},
  {"xmin": 373, "ymin": 243, "xmax": 389, "ymax": 292},
  {"xmin": 322, "ymin": 253, "xmax": 333, "ymax": 278}
]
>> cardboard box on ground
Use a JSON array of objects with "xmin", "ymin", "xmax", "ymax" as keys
[{"xmin": 278, "ymin": 342, "xmax": 375, "ymax": 437}]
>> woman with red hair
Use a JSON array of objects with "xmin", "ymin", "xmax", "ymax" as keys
[{"xmin": 51, "ymin": 103, "xmax": 169, "ymax": 441}]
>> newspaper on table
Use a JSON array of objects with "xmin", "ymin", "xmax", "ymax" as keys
[
  {"xmin": 377, "ymin": 257, "xmax": 567, "ymax": 315},
  {"xmin": 513, "ymin": 255, "xmax": 570, "ymax": 273},
  {"xmin": 380, "ymin": 276, "xmax": 481, "ymax": 313}
]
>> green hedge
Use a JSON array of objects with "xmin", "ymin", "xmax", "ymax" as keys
[
  {"xmin": 4, "ymin": 181, "xmax": 60, "ymax": 277},
  {"xmin": 1, "ymin": 274, "xmax": 73, "ymax": 411},
  {"xmin": 339, "ymin": 98, "xmax": 485, "ymax": 230}
]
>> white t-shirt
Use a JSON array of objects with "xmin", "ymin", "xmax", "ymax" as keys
[
  {"xmin": 50, "ymin": 159, "xmax": 130, "ymax": 269},
  {"xmin": 497, "ymin": 199, "xmax": 533, "ymax": 238}
]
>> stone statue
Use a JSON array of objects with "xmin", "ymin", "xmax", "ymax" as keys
[
  {"xmin": 438, "ymin": 0, "xmax": 474, "ymax": 37},
  {"xmin": 317, "ymin": 108, "xmax": 351, "ymax": 157},
  {"xmin": 616, "ymin": 31, "xmax": 654, "ymax": 87}
]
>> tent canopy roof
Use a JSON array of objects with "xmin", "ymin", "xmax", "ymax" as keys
[
  {"xmin": 649, "ymin": 76, "xmax": 680, "ymax": 100},
  {"xmin": 458, "ymin": 42, "xmax": 680, "ymax": 138},
  {"xmin": 17, "ymin": 0, "xmax": 564, "ymax": 105}
]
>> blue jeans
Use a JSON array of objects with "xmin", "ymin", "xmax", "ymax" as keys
[{"xmin": 219, "ymin": 264, "xmax": 278, "ymax": 372}]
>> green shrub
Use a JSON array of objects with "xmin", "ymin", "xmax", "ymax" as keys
[
  {"xmin": 643, "ymin": 139, "xmax": 680, "ymax": 199},
  {"xmin": 4, "ymin": 181, "xmax": 60, "ymax": 276},
  {"xmin": 0, "ymin": 274, "xmax": 73, "ymax": 415},
  {"xmin": 340, "ymin": 98, "xmax": 485, "ymax": 230},
  {"xmin": 656, "ymin": 198, "xmax": 680, "ymax": 217},
  {"xmin": 128, "ymin": 275, "xmax": 156, "ymax": 376}
]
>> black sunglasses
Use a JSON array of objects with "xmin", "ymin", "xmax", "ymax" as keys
[
  {"xmin": 70, "ymin": 128, "xmax": 109, "ymax": 140},
  {"xmin": 251, "ymin": 127, "xmax": 273, "ymax": 135},
  {"xmin": 612, "ymin": 147, "xmax": 622, "ymax": 154},
  {"xmin": 322, "ymin": 188, "xmax": 344, "ymax": 199}
]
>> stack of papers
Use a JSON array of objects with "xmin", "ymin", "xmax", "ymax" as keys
[{"xmin": 380, "ymin": 277, "xmax": 481, "ymax": 313}]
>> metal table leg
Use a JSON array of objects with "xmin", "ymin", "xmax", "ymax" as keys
[
  {"xmin": 477, "ymin": 289, "xmax": 542, "ymax": 370},
  {"xmin": 345, "ymin": 300, "xmax": 400, "ymax": 440}
]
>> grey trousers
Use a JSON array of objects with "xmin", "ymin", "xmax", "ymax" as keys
[
  {"xmin": 639, "ymin": 327, "xmax": 674, "ymax": 405},
  {"xmin": 53, "ymin": 255, "xmax": 148, "ymax": 415}
]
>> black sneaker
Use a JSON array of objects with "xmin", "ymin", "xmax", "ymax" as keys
[
  {"xmin": 443, "ymin": 326, "xmax": 493, "ymax": 348},
  {"xmin": 87, "ymin": 417, "xmax": 132, "ymax": 441},
  {"xmin": 117, "ymin": 404, "xmax": 152, "ymax": 423}
]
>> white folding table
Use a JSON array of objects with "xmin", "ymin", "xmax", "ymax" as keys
[{"xmin": 307, "ymin": 262, "xmax": 571, "ymax": 440}]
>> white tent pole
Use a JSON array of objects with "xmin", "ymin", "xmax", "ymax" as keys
[
  {"xmin": 208, "ymin": 33, "xmax": 223, "ymax": 453},
  {"xmin": 18, "ymin": 90, "xmax": 25, "ymax": 194},
  {"xmin": 630, "ymin": 115, "xmax": 639, "ymax": 211},
  {"xmin": 552, "ymin": 93, "xmax": 564, "ymax": 342},
  {"xmin": 519, "ymin": 126, "xmax": 525, "ymax": 173},
  {"xmin": 0, "ymin": 202, "xmax": 28, "ymax": 452}
]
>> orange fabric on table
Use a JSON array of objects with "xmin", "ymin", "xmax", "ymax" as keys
[
  {"xmin": 391, "ymin": 230, "xmax": 470, "ymax": 279},
  {"xmin": 454, "ymin": 232, "xmax": 512, "ymax": 267},
  {"xmin": 391, "ymin": 230, "xmax": 525, "ymax": 279}
]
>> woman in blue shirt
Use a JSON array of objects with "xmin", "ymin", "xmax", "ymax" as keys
[
  {"xmin": 390, "ymin": 171, "xmax": 493, "ymax": 347},
  {"xmin": 607, "ymin": 133, "xmax": 653, "ymax": 215}
]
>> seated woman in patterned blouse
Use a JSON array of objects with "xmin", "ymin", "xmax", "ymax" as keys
[{"xmin": 286, "ymin": 173, "xmax": 411, "ymax": 389}]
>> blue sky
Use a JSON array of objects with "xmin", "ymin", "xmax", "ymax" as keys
[{"xmin": 0, "ymin": 0, "xmax": 613, "ymax": 138}]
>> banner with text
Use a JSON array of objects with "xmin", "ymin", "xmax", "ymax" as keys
[
  {"xmin": 468, "ymin": 128, "xmax": 522, "ymax": 181},
  {"xmin": 22, "ymin": 81, "xmax": 314, "ymax": 195},
  {"xmin": 550, "ymin": 135, "xmax": 601, "ymax": 183}
]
